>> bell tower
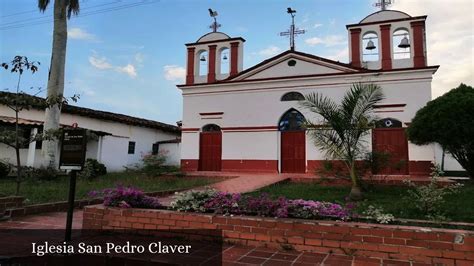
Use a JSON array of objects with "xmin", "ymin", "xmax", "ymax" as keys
[
  {"xmin": 185, "ymin": 9, "xmax": 245, "ymax": 85},
  {"xmin": 346, "ymin": 1, "xmax": 427, "ymax": 70}
]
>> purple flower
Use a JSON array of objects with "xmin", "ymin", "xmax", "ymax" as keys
[{"xmin": 92, "ymin": 185, "xmax": 161, "ymax": 209}]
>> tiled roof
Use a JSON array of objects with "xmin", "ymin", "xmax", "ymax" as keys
[{"xmin": 0, "ymin": 92, "xmax": 179, "ymax": 133}]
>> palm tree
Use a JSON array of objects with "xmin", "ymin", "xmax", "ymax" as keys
[
  {"xmin": 38, "ymin": 0, "xmax": 80, "ymax": 167},
  {"xmin": 301, "ymin": 83, "xmax": 384, "ymax": 200}
]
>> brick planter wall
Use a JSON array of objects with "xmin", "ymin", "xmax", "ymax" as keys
[
  {"xmin": 83, "ymin": 205, "xmax": 474, "ymax": 265},
  {"xmin": 0, "ymin": 196, "xmax": 24, "ymax": 216},
  {"xmin": 3, "ymin": 188, "xmax": 187, "ymax": 218}
]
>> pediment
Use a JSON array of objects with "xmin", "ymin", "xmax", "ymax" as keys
[{"xmin": 230, "ymin": 50, "xmax": 359, "ymax": 81}]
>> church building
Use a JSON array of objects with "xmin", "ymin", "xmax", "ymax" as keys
[{"xmin": 177, "ymin": 6, "xmax": 439, "ymax": 176}]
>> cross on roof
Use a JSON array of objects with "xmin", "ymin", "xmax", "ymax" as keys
[
  {"xmin": 374, "ymin": 0, "xmax": 393, "ymax": 11},
  {"xmin": 208, "ymin": 8, "xmax": 221, "ymax": 32},
  {"xmin": 280, "ymin": 7, "xmax": 305, "ymax": 51}
]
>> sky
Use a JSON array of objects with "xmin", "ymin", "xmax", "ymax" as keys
[{"xmin": 0, "ymin": 0, "xmax": 472, "ymax": 125}]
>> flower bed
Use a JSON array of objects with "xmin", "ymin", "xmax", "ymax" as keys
[
  {"xmin": 169, "ymin": 189, "xmax": 354, "ymax": 221},
  {"xmin": 83, "ymin": 205, "xmax": 474, "ymax": 265}
]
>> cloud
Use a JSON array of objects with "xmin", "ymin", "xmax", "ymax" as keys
[
  {"xmin": 89, "ymin": 56, "xmax": 112, "ymax": 70},
  {"xmin": 68, "ymin": 27, "xmax": 97, "ymax": 41},
  {"xmin": 391, "ymin": 0, "xmax": 473, "ymax": 97},
  {"xmin": 163, "ymin": 65, "xmax": 185, "ymax": 82},
  {"xmin": 89, "ymin": 54, "xmax": 137, "ymax": 78},
  {"xmin": 313, "ymin": 23, "xmax": 323, "ymax": 29},
  {"xmin": 305, "ymin": 35, "xmax": 346, "ymax": 47},
  {"xmin": 323, "ymin": 47, "xmax": 349, "ymax": 63},
  {"xmin": 116, "ymin": 64, "xmax": 137, "ymax": 78},
  {"xmin": 257, "ymin": 46, "xmax": 282, "ymax": 57}
]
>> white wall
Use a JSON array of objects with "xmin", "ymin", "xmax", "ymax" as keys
[
  {"xmin": 180, "ymin": 68, "xmax": 437, "ymax": 164},
  {"xmin": 223, "ymin": 131, "xmax": 277, "ymax": 160},
  {"xmin": 0, "ymin": 105, "xmax": 180, "ymax": 171},
  {"xmin": 159, "ymin": 143, "xmax": 181, "ymax": 166},
  {"xmin": 434, "ymin": 144, "xmax": 465, "ymax": 172},
  {"xmin": 100, "ymin": 135, "xmax": 129, "ymax": 172}
]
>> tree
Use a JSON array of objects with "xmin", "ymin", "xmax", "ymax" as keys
[
  {"xmin": 407, "ymin": 84, "xmax": 474, "ymax": 179},
  {"xmin": 301, "ymin": 83, "xmax": 384, "ymax": 200},
  {"xmin": 38, "ymin": 0, "xmax": 80, "ymax": 167},
  {"xmin": 1, "ymin": 56, "xmax": 78, "ymax": 195}
]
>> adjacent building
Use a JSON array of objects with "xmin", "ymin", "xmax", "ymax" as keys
[{"xmin": 0, "ymin": 92, "xmax": 180, "ymax": 171}]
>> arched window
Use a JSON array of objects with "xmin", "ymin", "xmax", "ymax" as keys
[
  {"xmin": 281, "ymin": 92, "xmax": 305, "ymax": 101},
  {"xmin": 362, "ymin": 32, "xmax": 379, "ymax": 62},
  {"xmin": 278, "ymin": 109, "xmax": 306, "ymax": 131},
  {"xmin": 375, "ymin": 118, "xmax": 403, "ymax": 128},
  {"xmin": 219, "ymin": 47, "xmax": 229, "ymax": 74},
  {"xmin": 198, "ymin": 50, "xmax": 208, "ymax": 76},
  {"xmin": 202, "ymin": 124, "xmax": 221, "ymax": 132},
  {"xmin": 393, "ymin": 28, "xmax": 411, "ymax": 59}
]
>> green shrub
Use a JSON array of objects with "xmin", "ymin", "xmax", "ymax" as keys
[
  {"xmin": 79, "ymin": 159, "xmax": 107, "ymax": 180},
  {"xmin": 0, "ymin": 161, "xmax": 11, "ymax": 179},
  {"xmin": 362, "ymin": 205, "xmax": 395, "ymax": 224},
  {"xmin": 141, "ymin": 150, "xmax": 182, "ymax": 176},
  {"xmin": 31, "ymin": 167, "xmax": 61, "ymax": 181},
  {"xmin": 170, "ymin": 188, "xmax": 217, "ymax": 212},
  {"xmin": 404, "ymin": 164, "xmax": 463, "ymax": 221},
  {"xmin": 141, "ymin": 152, "xmax": 166, "ymax": 175}
]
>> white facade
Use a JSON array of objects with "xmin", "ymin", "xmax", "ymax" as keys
[
  {"xmin": 177, "ymin": 9, "xmax": 458, "ymax": 175},
  {"xmin": 0, "ymin": 104, "xmax": 180, "ymax": 172}
]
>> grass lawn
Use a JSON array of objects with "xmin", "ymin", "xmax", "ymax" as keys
[
  {"xmin": 0, "ymin": 173, "xmax": 217, "ymax": 205},
  {"xmin": 251, "ymin": 182, "xmax": 474, "ymax": 223}
]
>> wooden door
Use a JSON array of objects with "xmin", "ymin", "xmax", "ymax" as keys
[
  {"xmin": 281, "ymin": 131, "xmax": 306, "ymax": 173},
  {"xmin": 372, "ymin": 128, "xmax": 409, "ymax": 175},
  {"xmin": 199, "ymin": 132, "xmax": 222, "ymax": 171}
]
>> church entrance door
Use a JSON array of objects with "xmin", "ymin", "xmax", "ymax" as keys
[
  {"xmin": 199, "ymin": 124, "xmax": 222, "ymax": 171},
  {"xmin": 281, "ymin": 131, "xmax": 306, "ymax": 173},
  {"xmin": 372, "ymin": 120, "xmax": 409, "ymax": 175}
]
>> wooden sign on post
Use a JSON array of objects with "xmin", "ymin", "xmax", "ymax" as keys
[
  {"xmin": 59, "ymin": 129, "xmax": 87, "ymax": 171},
  {"xmin": 59, "ymin": 128, "xmax": 87, "ymax": 242}
]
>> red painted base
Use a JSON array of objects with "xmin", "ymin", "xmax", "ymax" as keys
[
  {"xmin": 222, "ymin": 160, "xmax": 278, "ymax": 173},
  {"xmin": 182, "ymin": 159, "xmax": 433, "ymax": 176},
  {"xmin": 180, "ymin": 159, "xmax": 198, "ymax": 171},
  {"xmin": 409, "ymin": 161, "xmax": 433, "ymax": 176}
]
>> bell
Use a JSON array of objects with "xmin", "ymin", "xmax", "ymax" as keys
[
  {"xmin": 223, "ymin": 54, "xmax": 228, "ymax": 60},
  {"xmin": 200, "ymin": 55, "xmax": 206, "ymax": 62},
  {"xmin": 398, "ymin": 36, "xmax": 410, "ymax": 48},
  {"xmin": 366, "ymin": 39, "xmax": 376, "ymax": 50}
]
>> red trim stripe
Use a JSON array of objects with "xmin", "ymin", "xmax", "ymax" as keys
[
  {"xmin": 373, "ymin": 104, "xmax": 406, "ymax": 109},
  {"xmin": 181, "ymin": 128, "xmax": 200, "ymax": 132},
  {"xmin": 182, "ymin": 77, "xmax": 434, "ymax": 96},
  {"xmin": 177, "ymin": 66, "xmax": 439, "ymax": 88},
  {"xmin": 200, "ymin": 112, "xmax": 224, "ymax": 116},
  {"xmin": 374, "ymin": 110, "xmax": 404, "ymax": 113},
  {"xmin": 222, "ymin": 126, "xmax": 278, "ymax": 131}
]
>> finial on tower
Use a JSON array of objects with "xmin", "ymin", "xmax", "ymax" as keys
[
  {"xmin": 279, "ymin": 7, "xmax": 305, "ymax": 51},
  {"xmin": 374, "ymin": 0, "xmax": 393, "ymax": 11},
  {"xmin": 208, "ymin": 8, "xmax": 221, "ymax": 32}
]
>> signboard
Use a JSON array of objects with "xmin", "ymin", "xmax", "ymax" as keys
[{"xmin": 59, "ymin": 129, "xmax": 87, "ymax": 171}]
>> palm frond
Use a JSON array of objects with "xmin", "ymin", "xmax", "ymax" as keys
[
  {"xmin": 300, "ymin": 92, "xmax": 339, "ymax": 123},
  {"xmin": 302, "ymin": 82, "xmax": 384, "ymax": 165},
  {"xmin": 38, "ymin": 0, "xmax": 50, "ymax": 12},
  {"xmin": 66, "ymin": 0, "xmax": 80, "ymax": 18}
]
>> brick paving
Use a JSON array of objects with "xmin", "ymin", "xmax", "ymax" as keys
[
  {"xmin": 221, "ymin": 246, "xmax": 422, "ymax": 266},
  {"xmin": 0, "ymin": 210, "xmax": 82, "ymax": 229}
]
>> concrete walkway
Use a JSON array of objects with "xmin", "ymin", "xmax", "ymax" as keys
[{"xmin": 159, "ymin": 172, "xmax": 290, "ymax": 205}]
